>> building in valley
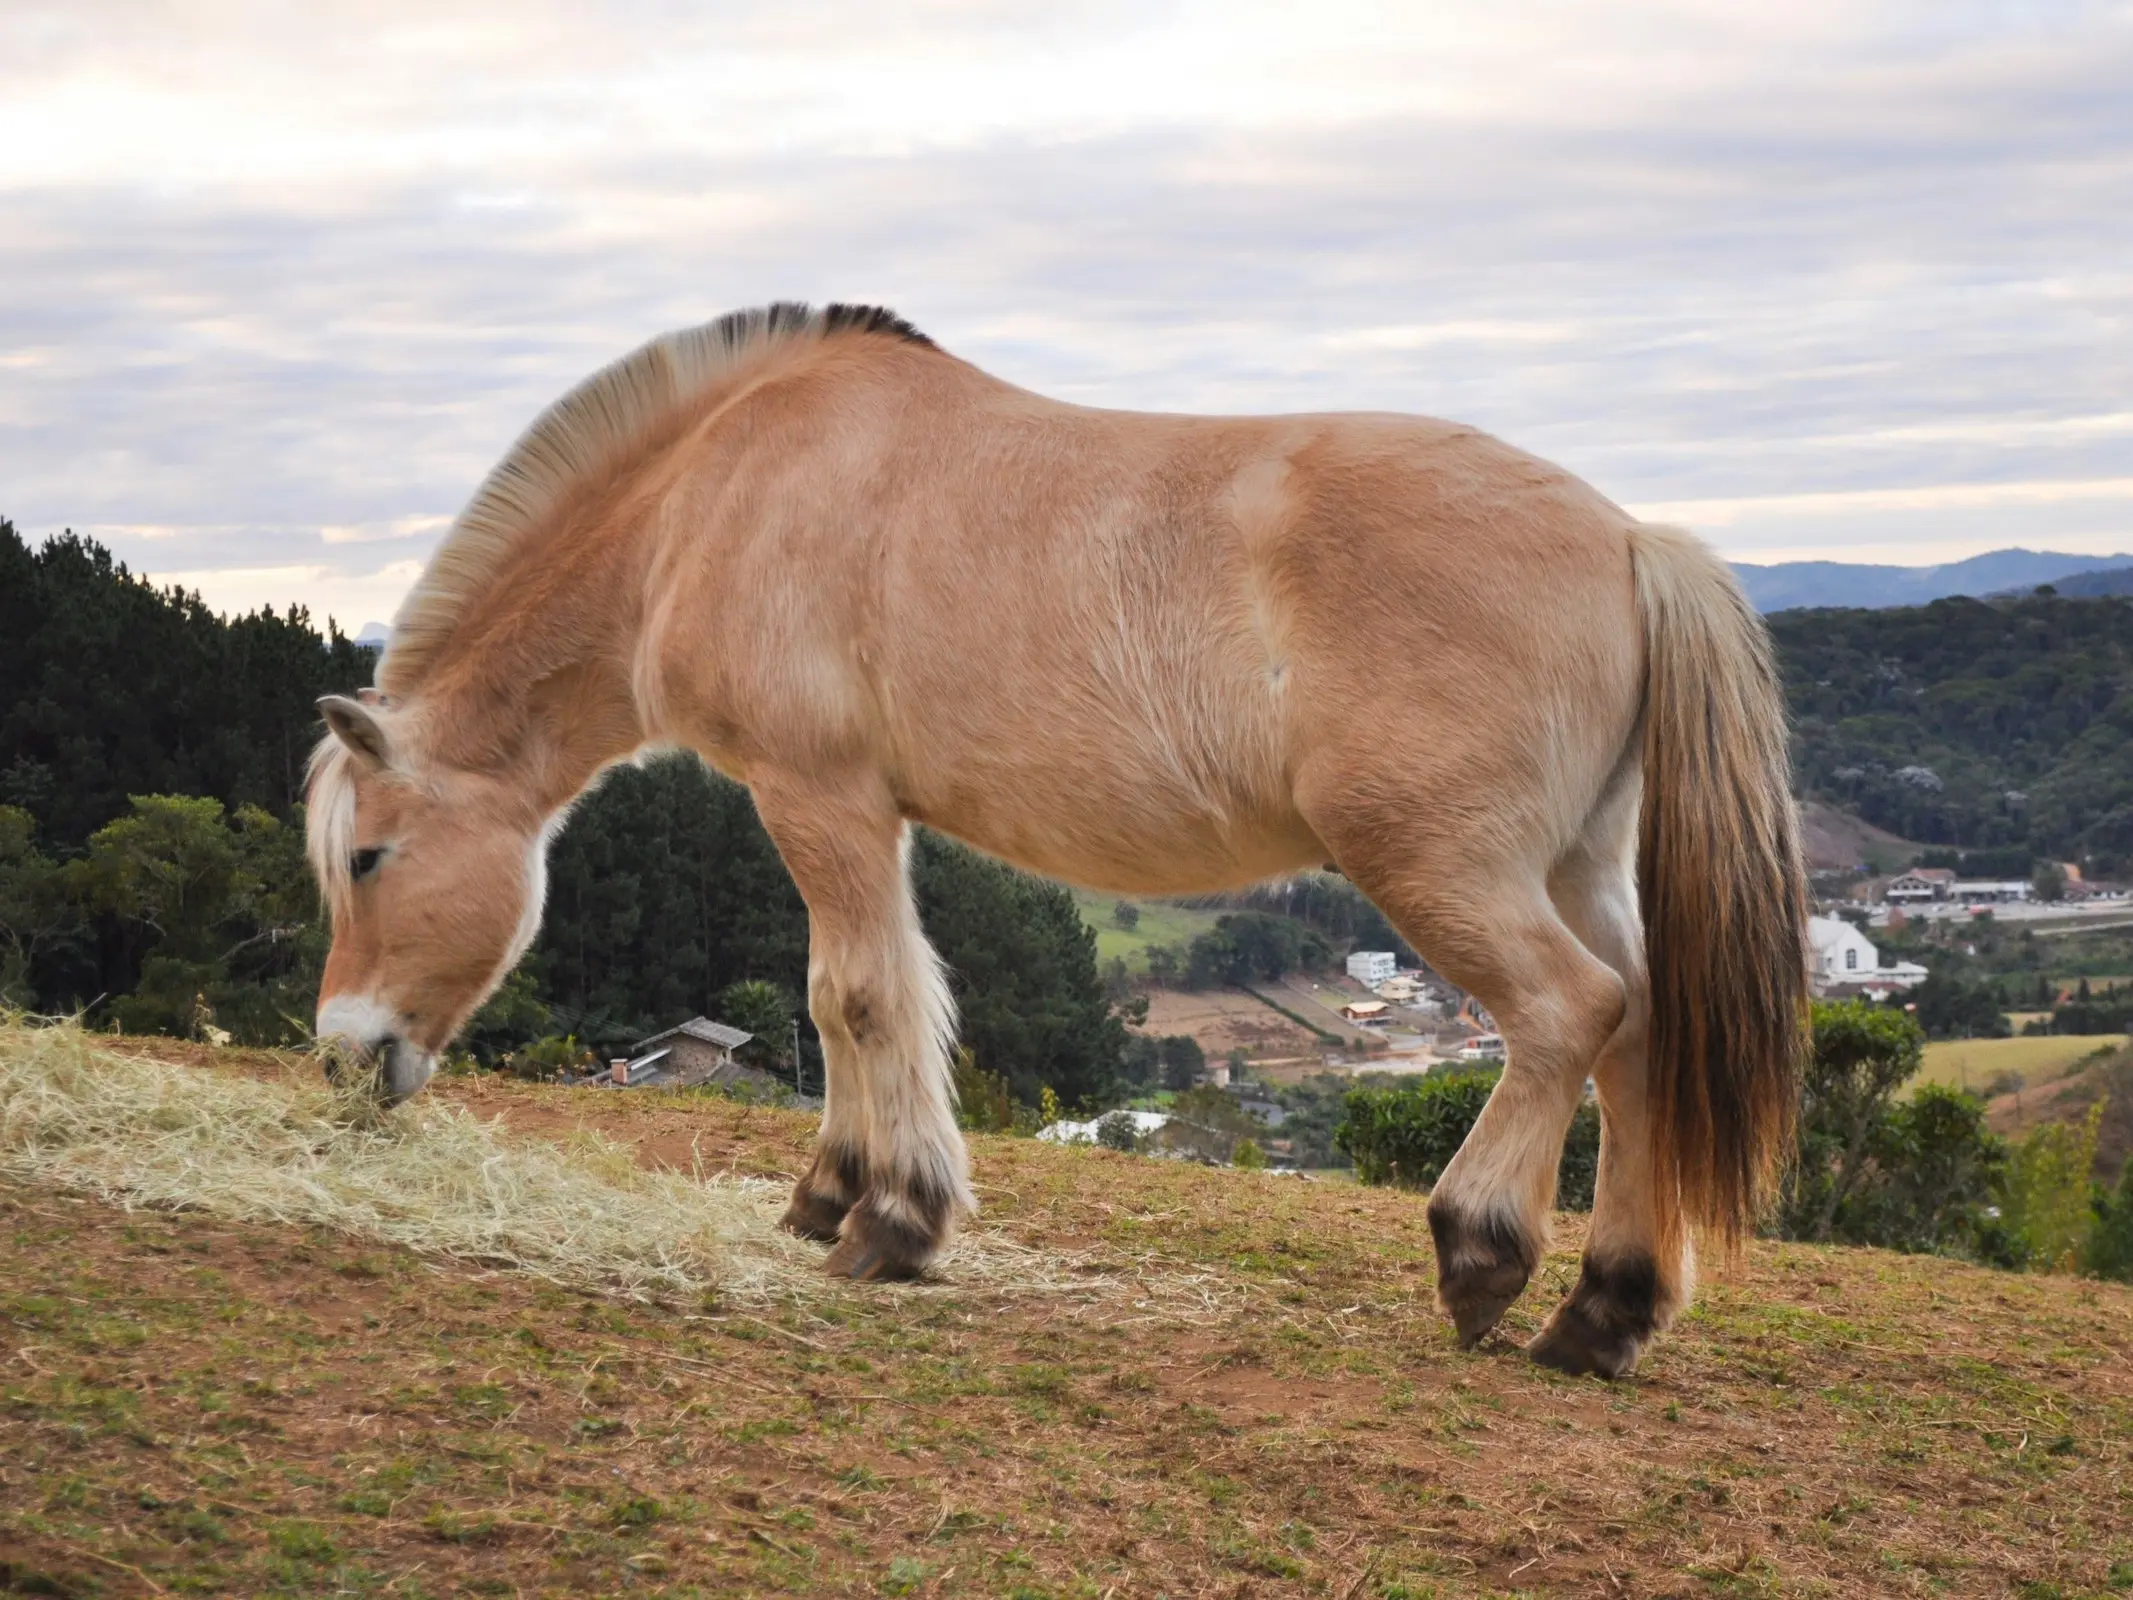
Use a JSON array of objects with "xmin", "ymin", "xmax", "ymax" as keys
[
  {"xmin": 1346, "ymin": 950, "xmax": 1398, "ymax": 987},
  {"xmin": 1807, "ymin": 916, "xmax": 1928, "ymax": 997}
]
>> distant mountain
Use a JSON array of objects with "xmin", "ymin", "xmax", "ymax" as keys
[
  {"xmin": 354, "ymin": 621, "xmax": 391, "ymax": 643},
  {"xmin": 1996, "ymin": 566, "xmax": 2133, "ymax": 600},
  {"xmin": 1731, "ymin": 549, "xmax": 2133, "ymax": 613}
]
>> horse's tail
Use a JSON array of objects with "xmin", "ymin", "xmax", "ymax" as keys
[{"xmin": 1628, "ymin": 522, "xmax": 1809, "ymax": 1259}]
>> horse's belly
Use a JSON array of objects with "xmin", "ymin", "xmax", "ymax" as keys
[{"xmin": 901, "ymin": 749, "xmax": 1324, "ymax": 896}]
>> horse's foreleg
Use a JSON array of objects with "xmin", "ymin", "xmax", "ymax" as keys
[
  {"xmin": 1527, "ymin": 838, "xmax": 1690, "ymax": 1378},
  {"xmin": 754, "ymin": 774, "xmax": 972, "ymax": 1279}
]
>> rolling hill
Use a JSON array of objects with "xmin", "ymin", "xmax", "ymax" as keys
[{"xmin": 1733, "ymin": 547, "xmax": 2133, "ymax": 613}]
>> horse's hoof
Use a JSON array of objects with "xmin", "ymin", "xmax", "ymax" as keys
[
  {"xmin": 779, "ymin": 1184, "xmax": 849, "ymax": 1243},
  {"xmin": 1427, "ymin": 1198, "xmax": 1538, "ymax": 1347},
  {"xmin": 1527, "ymin": 1253, "xmax": 1662, "ymax": 1379},
  {"xmin": 780, "ymin": 1144, "xmax": 863, "ymax": 1243},
  {"xmin": 822, "ymin": 1181, "xmax": 953, "ymax": 1282}
]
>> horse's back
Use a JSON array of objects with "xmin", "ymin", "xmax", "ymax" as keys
[{"xmin": 669, "ymin": 350, "xmax": 1646, "ymax": 888}]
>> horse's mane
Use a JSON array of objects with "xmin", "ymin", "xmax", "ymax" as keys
[{"xmin": 376, "ymin": 302, "xmax": 932, "ymax": 696}]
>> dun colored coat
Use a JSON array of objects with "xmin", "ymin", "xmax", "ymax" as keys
[{"xmin": 308, "ymin": 304, "xmax": 1807, "ymax": 1377}]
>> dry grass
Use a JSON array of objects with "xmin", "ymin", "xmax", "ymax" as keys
[
  {"xmin": 0, "ymin": 1016, "xmax": 1229, "ymax": 1320},
  {"xmin": 0, "ymin": 1014, "xmax": 831, "ymax": 1305}
]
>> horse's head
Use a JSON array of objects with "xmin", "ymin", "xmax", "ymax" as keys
[{"xmin": 306, "ymin": 692, "xmax": 553, "ymax": 1102}]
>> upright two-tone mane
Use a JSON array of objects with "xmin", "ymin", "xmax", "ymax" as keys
[
  {"xmin": 307, "ymin": 301, "xmax": 1806, "ymax": 1378},
  {"xmin": 385, "ymin": 302, "xmax": 933, "ymax": 694}
]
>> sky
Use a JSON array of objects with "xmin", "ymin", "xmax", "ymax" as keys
[{"xmin": 3, "ymin": 0, "xmax": 2130, "ymax": 633}]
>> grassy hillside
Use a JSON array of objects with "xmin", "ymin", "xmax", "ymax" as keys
[
  {"xmin": 1, "ymin": 1032, "xmax": 2128, "ymax": 1597},
  {"xmin": 1914, "ymin": 1033, "xmax": 2126, "ymax": 1095},
  {"xmin": 1068, "ymin": 889, "xmax": 1224, "ymax": 969}
]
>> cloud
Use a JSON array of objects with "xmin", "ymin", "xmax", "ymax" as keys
[{"xmin": 1, "ymin": 0, "xmax": 2129, "ymax": 624}]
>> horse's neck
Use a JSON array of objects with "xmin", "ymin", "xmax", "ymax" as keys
[{"xmin": 414, "ymin": 542, "xmax": 655, "ymax": 813}]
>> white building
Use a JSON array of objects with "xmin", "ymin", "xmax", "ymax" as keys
[
  {"xmin": 1375, "ymin": 975, "xmax": 1422, "ymax": 1002},
  {"xmin": 1038, "ymin": 1109, "xmax": 1170, "ymax": 1145},
  {"xmin": 1951, "ymin": 880, "xmax": 2031, "ymax": 904},
  {"xmin": 1458, "ymin": 1033, "xmax": 1507, "ymax": 1062},
  {"xmin": 1807, "ymin": 916, "xmax": 1929, "ymax": 994},
  {"xmin": 1347, "ymin": 950, "xmax": 1398, "ymax": 987},
  {"xmin": 1884, "ymin": 868, "xmax": 1957, "ymax": 903}
]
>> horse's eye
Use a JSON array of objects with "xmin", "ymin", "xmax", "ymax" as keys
[{"xmin": 350, "ymin": 847, "xmax": 384, "ymax": 881}]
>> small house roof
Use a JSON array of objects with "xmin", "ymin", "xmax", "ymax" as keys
[{"xmin": 633, "ymin": 1016, "xmax": 754, "ymax": 1053}]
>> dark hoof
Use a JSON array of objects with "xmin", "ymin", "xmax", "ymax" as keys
[
  {"xmin": 1427, "ymin": 1199, "xmax": 1539, "ymax": 1348},
  {"xmin": 823, "ymin": 1178, "xmax": 954, "ymax": 1282},
  {"xmin": 1527, "ymin": 1253, "xmax": 1661, "ymax": 1379},
  {"xmin": 780, "ymin": 1144, "xmax": 862, "ymax": 1243},
  {"xmin": 779, "ymin": 1184, "xmax": 849, "ymax": 1243}
]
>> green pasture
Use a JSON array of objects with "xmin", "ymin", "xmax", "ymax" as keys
[
  {"xmin": 1068, "ymin": 889, "xmax": 1225, "ymax": 969},
  {"xmin": 1913, "ymin": 1033, "xmax": 2124, "ymax": 1096}
]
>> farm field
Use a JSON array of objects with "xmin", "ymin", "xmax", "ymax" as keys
[
  {"xmin": 1067, "ymin": 890, "xmax": 1223, "ymax": 969},
  {"xmin": 1137, "ymin": 987, "xmax": 1325, "ymax": 1061},
  {"xmin": 1, "ymin": 1034, "xmax": 2130, "ymax": 1598},
  {"xmin": 1913, "ymin": 1033, "xmax": 2125, "ymax": 1095}
]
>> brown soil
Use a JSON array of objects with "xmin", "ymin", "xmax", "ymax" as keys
[
  {"xmin": 1137, "ymin": 987, "xmax": 1324, "ymax": 1060},
  {"xmin": 1799, "ymin": 797, "xmax": 1921, "ymax": 874}
]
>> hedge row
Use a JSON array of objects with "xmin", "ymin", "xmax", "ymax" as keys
[{"xmin": 1334, "ymin": 1068, "xmax": 1600, "ymax": 1210}]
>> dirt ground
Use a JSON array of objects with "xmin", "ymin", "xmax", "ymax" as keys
[
  {"xmin": 1137, "ymin": 987, "xmax": 1326, "ymax": 1062},
  {"xmin": 1799, "ymin": 798, "xmax": 1921, "ymax": 875},
  {"xmin": 2, "ymin": 1057, "xmax": 2130, "ymax": 1598}
]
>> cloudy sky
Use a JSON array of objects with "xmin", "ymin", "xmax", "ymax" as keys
[{"xmin": 4, "ymin": 1, "xmax": 2130, "ymax": 632}]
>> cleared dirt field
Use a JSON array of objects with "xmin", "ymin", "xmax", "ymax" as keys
[
  {"xmin": 1137, "ymin": 986, "xmax": 1326, "ymax": 1061},
  {"xmin": 2, "ymin": 1045, "xmax": 2130, "ymax": 1598},
  {"xmin": 1798, "ymin": 798, "xmax": 1920, "ymax": 875}
]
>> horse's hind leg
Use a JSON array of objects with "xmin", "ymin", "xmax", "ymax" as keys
[
  {"xmin": 753, "ymin": 772, "xmax": 972, "ymax": 1279},
  {"xmin": 1303, "ymin": 790, "xmax": 1627, "ymax": 1346},
  {"xmin": 1527, "ymin": 780, "xmax": 1690, "ymax": 1378}
]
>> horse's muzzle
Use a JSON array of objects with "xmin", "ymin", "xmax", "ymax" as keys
[{"xmin": 321, "ymin": 1029, "xmax": 435, "ymax": 1105}]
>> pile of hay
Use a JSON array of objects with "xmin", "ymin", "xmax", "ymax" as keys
[{"xmin": 0, "ymin": 1016, "xmax": 821, "ymax": 1303}]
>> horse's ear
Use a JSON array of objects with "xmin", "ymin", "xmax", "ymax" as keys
[{"xmin": 318, "ymin": 694, "xmax": 392, "ymax": 769}]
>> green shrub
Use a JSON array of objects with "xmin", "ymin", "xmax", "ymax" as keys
[
  {"xmin": 1777, "ymin": 1001, "xmax": 1927, "ymax": 1242},
  {"xmin": 1335, "ymin": 1069, "xmax": 1600, "ymax": 1209},
  {"xmin": 506, "ymin": 1033, "xmax": 594, "ymax": 1082},
  {"xmin": 1232, "ymin": 1136, "xmax": 1268, "ymax": 1170},
  {"xmin": 2000, "ymin": 1101, "xmax": 2105, "ymax": 1272},
  {"xmin": 1095, "ymin": 1110, "xmax": 1143, "ymax": 1152},
  {"xmin": 1844, "ymin": 1083, "xmax": 2011, "ymax": 1259},
  {"xmin": 951, "ymin": 1048, "xmax": 1017, "ymax": 1133},
  {"xmin": 2086, "ymin": 1157, "xmax": 2133, "ymax": 1283}
]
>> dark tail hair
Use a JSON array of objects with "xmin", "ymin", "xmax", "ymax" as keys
[{"xmin": 1629, "ymin": 523, "xmax": 1809, "ymax": 1258}]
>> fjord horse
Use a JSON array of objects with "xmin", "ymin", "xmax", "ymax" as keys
[{"xmin": 308, "ymin": 304, "xmax": 1806, "ymax": 1376}]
